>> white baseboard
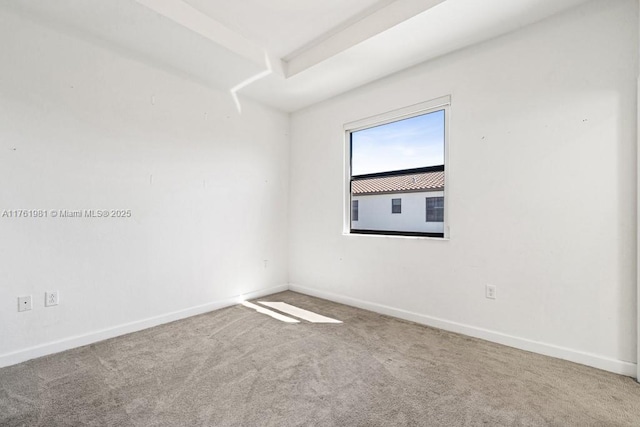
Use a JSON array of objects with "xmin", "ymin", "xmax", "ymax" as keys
[
  {"xmin": 289, "ymin": 284, "xmax": 637, "ymax": 378},
  {"xmin": 0, "ymin": 284, "xmax": 288, "ymax": 368},
  {"xmin": 5, "ymin": 282, "xmax": 635, "ymax": 378}
]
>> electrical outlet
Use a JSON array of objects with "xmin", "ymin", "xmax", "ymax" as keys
[
  {"xmin": 486, "ymin": 285, "xmax": 497, "ymax": 300},
  {"xmin": 18, "ymin": 295, "xmax": 32, "ymax": 312},
  {"xmin": 45, "ymin": 291, "xmax": 59, "ymax": 307}
]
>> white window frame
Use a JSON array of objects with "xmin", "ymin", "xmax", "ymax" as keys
[{"xmin": 343, "ymin": 95, "xmax": 451, "ymax": 239}]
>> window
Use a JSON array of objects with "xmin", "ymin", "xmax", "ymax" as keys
[
  {"xmin": 426, "ymin": 197, "xmax": 444, "ymax": 222},
  {"xmin": 345, "ymin": 96, "xmax": 449, "ymax": 238},
  {"xmin": 392, "ymin": 198, "xmax": 401, "ymax": 214}
]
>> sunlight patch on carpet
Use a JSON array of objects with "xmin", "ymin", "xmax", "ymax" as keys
[
  {"xmin": 257, "ymin": 301, "xmax": 342, "ymax": 323},
  {"xmin": 241, "ymin": 301, "xmax": 300, "ymax": 323}
]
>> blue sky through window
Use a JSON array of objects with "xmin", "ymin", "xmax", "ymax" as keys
[{"xmin": 351, "ymin": 109, "xmax": 444, "ymax": 175}]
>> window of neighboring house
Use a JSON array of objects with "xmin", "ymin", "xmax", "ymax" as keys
[
  {"xmin": 345, "ymin": 95, "xmax": 449, "ymax": 238},
  {"xmin": 426, "ymin": 197, "xmax": 444, "ymax": 222},
  {"xmin": 392, "ymin": 198, "xmax": 401, "ymax": 214}
]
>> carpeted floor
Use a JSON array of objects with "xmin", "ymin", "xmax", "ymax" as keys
[{"xmin": 1, "ymin": 291, "xmax": 639, "ymax": 426}]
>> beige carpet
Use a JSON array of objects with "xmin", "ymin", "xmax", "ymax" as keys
[{"xmin": 1, "ymin": 291, "xmax": 639, "ymax": 426}]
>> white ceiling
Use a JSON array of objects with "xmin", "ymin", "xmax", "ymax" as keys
[
  {"xmin": 4, "ymin": 0, "xmax": 590, "ymax": 112},
  {"xmin": 182, "ymin": 0, "xmax": 395, "ymax": 59}
]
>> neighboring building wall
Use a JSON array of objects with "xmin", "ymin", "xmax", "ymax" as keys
[{"xmin": 352, "ymin": 191, "xmax": 444, "ymax": 234}]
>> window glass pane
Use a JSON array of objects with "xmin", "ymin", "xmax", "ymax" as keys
[
  {"xmin": 350, "ymin": 107, "xmax": 446, "ymax": 237},
  {"xmin": 351, "ymin": 110, "xmax": 444, "ymax": 175},
  {"xmin": 426, "ymin": 197, "xmax": 444, "ymax": 223},
  {"xmin": 392, "ymin": 198, "xmax": 401, "ymax": 214}
]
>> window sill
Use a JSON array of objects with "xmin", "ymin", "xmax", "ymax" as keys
[{"xmin": 343, "ymin": 231, "xmax": 449, "ymax": 241}]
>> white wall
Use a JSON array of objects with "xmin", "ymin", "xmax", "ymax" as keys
[
  {"xmin": 0, "ymin": 8, "xmax": 290, "ymax": 365},
  {"xmin": 636, "ymin": 0, "xmax": 640, "ymax": 382},
  {"xmin": 290, "ymin": 0, "xmax": 638, "ymax": 376},
  {"xmin": 352, "ymin": 191, "xmax": 445, "ymax": 234}
]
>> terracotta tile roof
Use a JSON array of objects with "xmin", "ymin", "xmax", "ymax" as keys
[{"xmin": 352, "ymin": 170, "xmax": 444, "ymax": 195}]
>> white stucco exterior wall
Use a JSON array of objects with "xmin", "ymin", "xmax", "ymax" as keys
[{"xmin": 352, "ymin": 191, "xmax": 445, "ymax": 234}]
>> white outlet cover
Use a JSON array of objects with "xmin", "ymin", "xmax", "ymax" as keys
[
  {"xmin": 45, "ymin": 291, "xmax": 59, "ymax": 307},
  {"xmin": 18, "ymin": 295, "xmax": 32, "ymax": 312},
  {"xmin": 486, "ymin": 285, "xmax": 497, "ymax": 299}
]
